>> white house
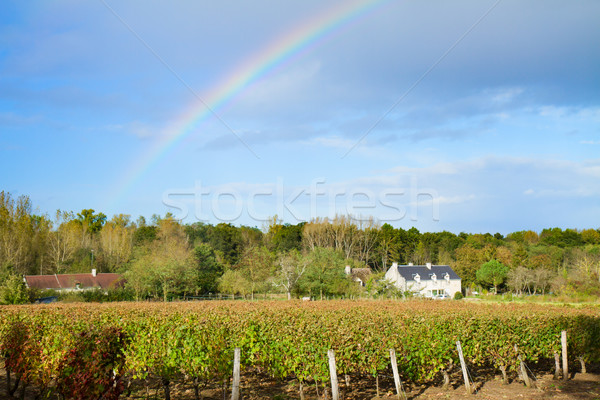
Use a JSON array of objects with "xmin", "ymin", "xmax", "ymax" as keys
[{"xmin": 384, "ymin": 262, "xmax": 461, "ymax": 298}]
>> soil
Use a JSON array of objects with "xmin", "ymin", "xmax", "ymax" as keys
[{"xmin": 2, "ymin": 366, "xmax": 599, "ymax": 400}]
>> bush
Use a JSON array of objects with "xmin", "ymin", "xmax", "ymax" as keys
[
  {"xmin": 56, "ymin": 288, "xmax": 136, "ymax": 303},
  {"xmin": 56, "ymin": 326, "xmax": 130, "ymax": 400},
  {"xmin": 453, "ymin": 291, "xmax": 463, "ymax": 300},
  {"xmin": 0, "ymin": 274, "xmax": 30, "ymax": 305}
]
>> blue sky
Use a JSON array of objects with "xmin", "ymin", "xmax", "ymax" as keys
[{"xmin": 1, "ymin": 0, "xmax": 599, "ymax": 234}]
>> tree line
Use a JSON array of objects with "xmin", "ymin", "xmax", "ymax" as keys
[{"xmin": 1, "ymin": 190, "xmax": 599, "ymax": 302}]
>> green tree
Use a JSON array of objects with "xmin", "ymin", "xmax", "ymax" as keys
[
  {"xmin": 133, "ymin": 225, "xmax": 157, "ymax": 245},
  {"xmin": 299, "ymin": 248, "xmax": 349, "ymax": 300},
  {"xmin": 209, "ymin": 223, "xmax": 243, "ymax": 265},
  {"xmin": 365, "ymin": 272, "xmax": 400, "ymax": 298},
  {"xmin": 77, "ymin": 209, "xmax": 107, "ymax": 234},
  {"xmin": 0, "ymin": 273, "xmax": 29, "ymax": 304},
  {"xmin": 511, "ymin": 244, "xmax": 529, "ymax": 269},
  {"xmin": 193, "ymin": 243, "xmax": 223, "ymax": 294},
  {"xmin": 267, "ymin": 221, "xmax": 304, "ymax": 253},
  {"xmin": 218, "ymin": 269, "xmax": 250, "ymax": 297},
  {"xmin": 476, "ymin": 259, "xmax": 509, "ymax": 293}
]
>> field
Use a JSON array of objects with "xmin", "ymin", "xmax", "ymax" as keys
[{"xmin": 1, "ymin": 300, "xmax": 600, "ymax": 399}]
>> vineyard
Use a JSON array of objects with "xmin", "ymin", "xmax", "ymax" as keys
[{"xmin": 1, "ymin": 300, "xmax": 600, "ymax": 399}]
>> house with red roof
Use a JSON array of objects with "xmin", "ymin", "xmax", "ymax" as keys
[{"xmin": 24, "ymin": 269, "xmax": 124, "ymax": 292}]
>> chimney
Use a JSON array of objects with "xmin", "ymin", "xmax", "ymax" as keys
[
  {"xmin": 345, "ymin": 265, "xmax": 352, "ymax": 275},
  {"xmin": 392, "ymin": 262, "xmax": 398, "ymax": 269},
  {"xmin": 91, "ymin": 269, "xmax": 97, "ymax": 277},
  {"xmin": 426, "ymin": 262, "xmax": 432, "ymax": 270},
  {"xmin": 408, "ymin": 262, "xmax": 413, "ymax": 266}
]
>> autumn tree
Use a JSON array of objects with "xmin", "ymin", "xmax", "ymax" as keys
[
  {"xmin": 236, "ymin": 246, "xmax": 274, "ymax": 300},
  {"xmin": 453, "ymin": 244, "xmax": 486, "ymax": 287},
  {"xmin": 99, "ymin": 214, "xmax": 134, "ymax": 271},
  {"xmin": 47, "ymin": 211, "xmax": 79, "ymax": 274},
  {"xmin": 354, "ymin": 217, "xmax": 380, "ymax": 266},
  {"xmin": 274, "ymin": 250, "xmax": 308, "ymax": 300},
  {"xmin": 581, "ymin": 228, "xmax": 600, "ymax": 245},
  {"xmin": 125, "ymin": 216, "xmax": 194, "ymax": 301},
  {"xmin": 507, "ymin": 266, "xmax": 533, "ymax": 295},
  {"xmin": 0, "ymin": 191, "xmax": 37, "ymax": 274}
]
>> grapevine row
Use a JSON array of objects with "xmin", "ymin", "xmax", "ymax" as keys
[{"xmin": 1, "ymin": 301, "xmax": 599, "ymax": 399}]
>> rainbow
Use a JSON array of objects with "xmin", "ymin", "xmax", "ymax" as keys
[{"xmin": 109, "ymin": 0, "xmax": 390, "ymax": 208}]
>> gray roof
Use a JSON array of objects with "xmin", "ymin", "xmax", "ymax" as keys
[{"xmin": 394, "ymin": 265, "xmax": 460, "ymax": 281}]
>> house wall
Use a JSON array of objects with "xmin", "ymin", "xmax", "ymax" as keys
[
  {"xmin": 385, "ymin": 266, "xmax": 461, "ymax": 297},
  {"xmin": 409, "ymin": 279, "xmax": 461, "ymax": 298},
  {"xmin": 384, "ymin": 266, "xmax": 400, "ymax": 284}
]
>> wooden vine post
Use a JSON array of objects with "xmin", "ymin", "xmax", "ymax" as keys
[
  {"xmin": 561, "ymin": 330, "xmax": 569, "ymax": 380},
  {"xmin": 231, "ymin": 348, "xmax": 241, "ymax": 400},
  {"xmin": 328, "ymin": 350, "xmax": 340, "ymax": 400},
  {"xmin": 514, "ymin": 345, "xmax": 532, "ymax": 388},
  {"xmin": 389, "ymin": 349, "xmax": 404, "ymax": 399},
  {"xmin": 456, "ymin": 341, "xmax": 472, "ymax": 394},
  {"xmin": 554, "ymin": 352, "xmax": 562, "ymax": 380}
]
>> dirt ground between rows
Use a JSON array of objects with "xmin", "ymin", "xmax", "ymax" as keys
[{"xmin": 2, "ymin": 366, "xmax": 599, "ymax": 400}]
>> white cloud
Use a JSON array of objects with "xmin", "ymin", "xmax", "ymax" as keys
[
  {"xmin": 490, "ymin": 87, "xmax": 524, "ymax": 104},
  {"xmin": 104, "ymin": 121, "xmax": 160, "ymax": 139}
]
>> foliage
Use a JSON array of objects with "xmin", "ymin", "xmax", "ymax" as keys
[
  {"xmin": 56, "ymin": 326, "xmax": 130, "ymax": 400},
  {"xmin": 1, "ymin": 189, "xmax": 600, "ymax": 301},
  {"xmin": 274, "ymin": 250, "xmax": 307, "ymax": 299},
  {"xmin": 193, "ymin": 243, "xmax": 223, "ymax": 294},
  {"xmin": 208, "ymin": 223, "xmax": 243, "ymax": 266},
  {"xmin": 0, "ymin": 273, "xmax": 30, "ymax": 305},
  {"xmin": 64, "ymin": 288, "xmax": 136, "ymax": 303},
  {"xmin": 76, "ymin": 209, "xmax": 107, "ymax": 234},
  {"xmin": 299, "ymin": 247, "xmax": 350, "ymax": 299},
  {"xmin": 1, "ymin": 301, "xmax": 600, "ymax": 397},
  {"xmin": 235, "ymin": 246, "xmax": 274, "ymax": 299},
  {"xmin": 364, "ymin": 272, "xmax": 400, "ymax": 298},
  {"xmin": 476, "ymin": 259, "xmax": 509, "ymax": 293},
  {"xmin": 125, "ymin": 217, "xmax": 194, "ymax": 301},
  {"xmin": 266, "ymin": 221, "xmax": 304, "ymax": 253},
  {"xmin": 218, "ymin": 269, "xmax": 250, "ymax": 296}
]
